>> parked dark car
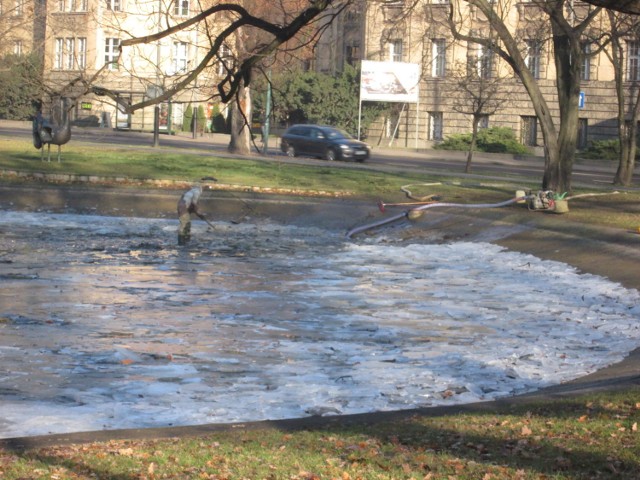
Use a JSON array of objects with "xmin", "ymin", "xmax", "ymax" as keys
[{"xmin": 280, "ymin": 125, "xmax": 370, "ymax": 162}]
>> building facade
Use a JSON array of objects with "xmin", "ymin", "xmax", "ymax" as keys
[
  {"xmin": 1, "ymin": 0, "xmax": 228, "ymax": 131},
  {"xmin": 317, "ymin": 0, "xmax": 630, "ymax": 153}
]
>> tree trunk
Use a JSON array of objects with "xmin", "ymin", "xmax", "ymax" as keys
[
  {"xmin": 540, "ymin": 115, "xmax": 560, "ymax": 190},
  {"xmin": 614, "ymin": 83, "xmax": 640, "ymax": 186},
  {"xmin": 544, "ymin": 12, "xmax": 581, "ymax": 194},
  {"xmin": 616, "ymin": 142, "xmax": 636, "ymax": 185},
  {"xmin": 465, "ymin": 117, "xmax": 479, "ymax": 173},
  {"xmin": 462, "ymin": 0, "xmax": 589, "ymax": 194},
  {"xmin": 615, "ymin": 119, "xmax": 638, "ymax": 186},
  {"xmin": 228, "ymin": 22, "xmax": 252, "ymax": 155},
  {"xmin": 547, "ymin": 92, "xmax": 579, "ymax": 193},
  {"xmin": 228, "ymin": 78, "xmax": 252, "ymax": 155}
]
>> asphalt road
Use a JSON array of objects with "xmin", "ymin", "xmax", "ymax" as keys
[{"xmin": 0, "ymin": 121, "xmax": 630, "ymax": 189}]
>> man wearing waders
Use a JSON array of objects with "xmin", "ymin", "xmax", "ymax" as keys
[{"xmin": 177, "ymin": 184, "xmax": 208, "ymax": 245}]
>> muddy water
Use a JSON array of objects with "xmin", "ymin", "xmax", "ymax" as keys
[{"xmin": 1, "ymin": 211, "xmax": 639, "ymax": 438}]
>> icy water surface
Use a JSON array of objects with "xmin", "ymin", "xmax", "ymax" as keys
[{"xmin": 0, "ymin": 211, "xmax": 639, "ymax": 438}]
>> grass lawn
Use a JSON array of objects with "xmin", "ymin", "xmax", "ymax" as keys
[
  {"xmin": 1, "ymin": 389, "xmax": 639, "ymax": 479},
  {"xmin": 0, "ymin": 138, "xmax": 423, "ymax": 199},
  {"xmin": 1, "ymin": 136, "xmax": 639, "ymax": 479},
  {"xmin": 1, "ymin": 137, "xmax": 639, "ymax": 231}
]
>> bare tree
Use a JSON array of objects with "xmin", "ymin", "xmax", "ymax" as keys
[
  {"xmin": 0, "ymin": 0, "xmax": 36, "ymax": 55},
  {"xmin": 0, "ymin": 0, "xmax": 84, "ymax": 115},
  {"xmin": 449, "ymin": 0, "xmax": 601, "ymax": 193},
  {"xmin": 223, "ymin": 0, "xmax": 325, "ymax": 154},
  {"xmin": 602, "ymin": 10, "xmax": 640, "ymax": 186},
  {"xmin": 101, "ymin": 0, "xmax": 348, "ymax": 155},
  {"xmin": 447, "ymin": 56, "xmax": 508, "ymax": 173}
]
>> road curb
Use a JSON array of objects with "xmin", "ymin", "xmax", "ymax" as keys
[{"xmin": 0, "ymin": 168, "xmax": 354, "ymax": 198}]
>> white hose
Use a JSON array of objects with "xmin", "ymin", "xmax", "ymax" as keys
[{"xmin": 346, "ymin": 196, "xmax": 528, "ymax": 239}]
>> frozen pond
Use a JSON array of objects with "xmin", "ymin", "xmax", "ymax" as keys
[{"xmin": 1, "ymin": 210, "xmax": 639, "ymax": 439}]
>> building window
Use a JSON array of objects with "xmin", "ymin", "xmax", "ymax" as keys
[
  {"xmin": 383, "ymin": 2, "xmax": 404, "ymax": 22},
  {"xmin": 217, "ymin": 44, "xmax": 232, "ymax": 76},
  {"xmin": 432, "ymin": 39, "xmax": 446, "ymax": 77},
  {"xmin": 478, "ymin": 115, "xmax": 490, "ymax": 129},
  {"xmin": 105, "ymin": 38, "xmax": 120, "ymax": 70},
  {"xmin": 65, "ymin": 38, "xmax": 75, "ymax": 70},
  {"xmin": 174, "ymin": 0, "xmax": 189, "ymax": 16},
  {"xmin": 60, "ymin": 0, "xmax": 87, "ymax": 11},
  {"xmin": 68, "ymin": 0, "xmax": 88, "ymax": 11},
  {"xmin": 428, "ymin": 111, "xmax": 443, "ymax": 140},
  {"xmin": 55, "ymin": 38, "xmax": 64, "ymax": 69},
  {"xmin": 578, "ymin": 118, "xmax": 588, "ymax": 149},
  {"xmin": 78, "ymin": 37, "xmax": 87, "ymax": 69},
  {"xmin": 173, "ymin": 41, "xmax": 188, "ymax": 73},
  {"xmin": 525, "ymin": 40, "xmax": 542, "ymax": 79},
  {"xmin": 106, "ymin": 0, "xmax": 121, "ymax": 11},
  {"xmin": 388, "ymin": 39, "xmax": 403, "ymax": 62},
  {"xmin": 627, "ymin": 40, "xmax": 640, "ymax": 81},
  {"xmin": 13, "ymin": 40, "xmax": 23, "ymax": 56},
  {"xmin": 54, "ymin": 37, "xmax": 85, "ymax": 70},
  {"xmin": 581, "ymin": 42, "xmax": 591, "ymax": 81},
  {"xmin": 345, "ymin": 44, "xmax": 360, "ymax": 66},
  {"xmin": 345, "ymin": 8, "xmax": 361, "ymax": 23},
  {"xmin": 521, "ymin": 116, "xmax": 538, "ymax": 146},
  {"xmin": 477, "ymin": 45, "xmax": 494, "ymax": 79},
  {"xmin": 14, "ymin": 0, "xmax": 24, "ymax": 15}
]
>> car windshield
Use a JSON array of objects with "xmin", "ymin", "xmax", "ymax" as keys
[{"xmin": 324, "ymin": 128, "xmax": 353, "ymax": 140}]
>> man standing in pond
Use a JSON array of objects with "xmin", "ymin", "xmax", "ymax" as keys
[{"xmin": 177, "ymin": 180, "xmax": 216, "ymax": 245}]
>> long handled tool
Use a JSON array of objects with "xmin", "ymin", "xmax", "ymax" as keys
[
  {"xmin": 198, "ymin": 213, "xmax": 216, "ymax": 230},
  {"xmin": 201, "ymin": 176, "xmax": 258, "ymax": 224},
  {"xmin": 199, "ymin": 175, "xmax": 258, "ymax": 225}
]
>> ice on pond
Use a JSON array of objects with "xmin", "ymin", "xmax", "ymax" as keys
[{"xmin": 0, "ymin": 210, "xmax": 639, "ymax": 439}]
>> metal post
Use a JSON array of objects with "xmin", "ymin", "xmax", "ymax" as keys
[
  {"xmin": 153, "ymin": 106, "xmax": 160, "ymax": 147},
  {"xmin": 192, "ymin": 105, "xmax": 197, "ymax": 139}
]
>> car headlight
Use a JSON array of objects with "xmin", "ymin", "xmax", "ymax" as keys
[{"xmin": 339, "ymin": 144, "xmax": 350, "ymax": 150}]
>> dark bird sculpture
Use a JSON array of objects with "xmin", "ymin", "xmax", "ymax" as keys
[{"xmin": 33, "ymin": 97, "xmax": 72, "ymax": 162}]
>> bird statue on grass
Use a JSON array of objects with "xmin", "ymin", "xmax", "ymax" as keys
[{"xmin": 33, "ymin": 97, "xmax": 73, "ymax": 162}]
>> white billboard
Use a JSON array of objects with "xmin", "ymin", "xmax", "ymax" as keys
[{"xmin": 360, "ymin": 60, "xmax": 420, "ymax": 103}]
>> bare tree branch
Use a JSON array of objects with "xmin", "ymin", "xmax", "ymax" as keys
[
  {"xmin": 114, "ymin": 0, "xmax": 341, "ymax": 113},
  {"xmin": 581, "ymin": 0, "xmax": 640, "ymax": 15}
]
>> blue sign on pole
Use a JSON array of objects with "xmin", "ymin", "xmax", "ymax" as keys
[{"xmin": 579, "ymin": 91, "xmax": 585, "ymax": 109}]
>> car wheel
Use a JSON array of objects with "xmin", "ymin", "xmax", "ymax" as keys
[
  {"xmin": 325, "ymin": 148, "xmax": 336, "ymax": 161},
  {"xmin": 286, "ymin": 145, "xmax": 296, "ymax": 157}
]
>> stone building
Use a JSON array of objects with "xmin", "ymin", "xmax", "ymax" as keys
[
  {"xmin": 1, "ymin": 0, "xmax": 228, "ymax": 131},
  {"xmin": 316, "ymin": 0, "xmax": 630, "ymax": 153}
]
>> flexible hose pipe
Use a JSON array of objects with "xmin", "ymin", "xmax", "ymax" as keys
[{"xmin": 346, "ymin": 196, "xmax": 528, "ymax": 239}]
